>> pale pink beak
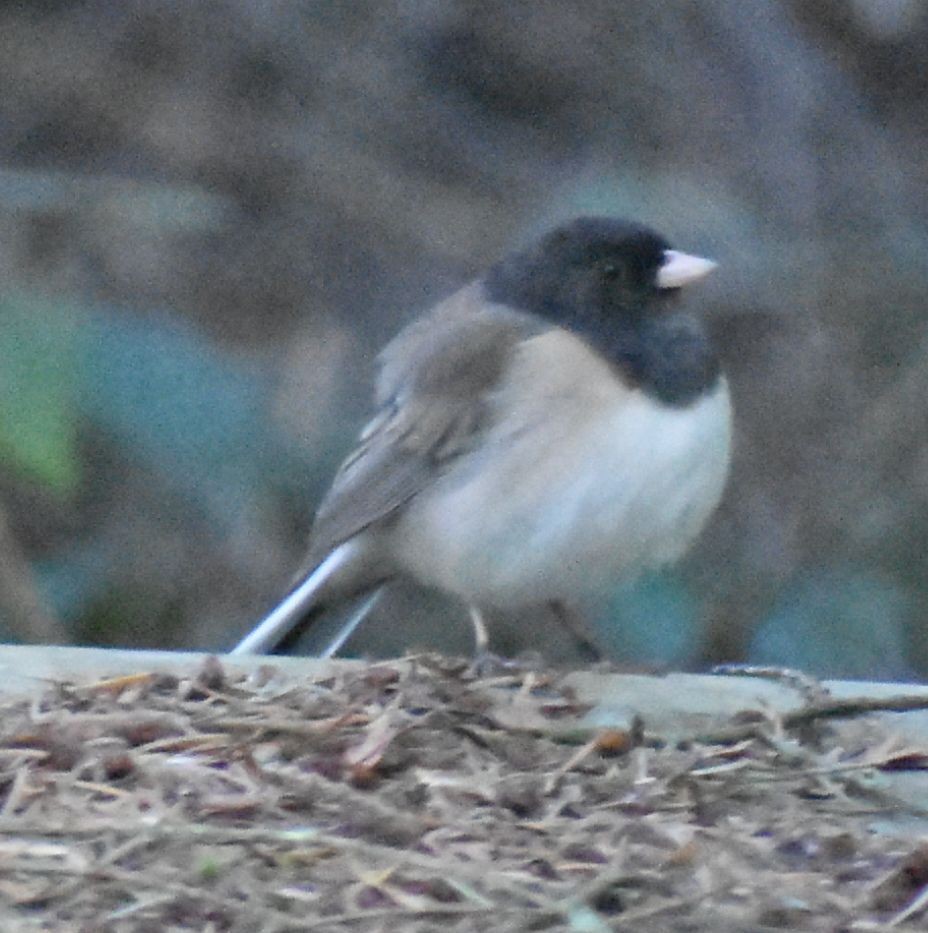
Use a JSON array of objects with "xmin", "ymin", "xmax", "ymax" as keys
[{"xmin": 656, "ymin": 249, "xmax": 717, "ymax": 289}]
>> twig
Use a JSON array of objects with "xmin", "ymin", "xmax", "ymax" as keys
[
  {"xmin": 296, "ymin": 904, "xmax": 501, "ymax": 930},
  {"xmin": 694, "ymin": 693, "xmax": 928, "ymax": 746},
  {"xmin": 194, "ymin": 714, "xmax": 369, "ymax": 737},
  {"xmin": 2, "ymin": 859, "xmax": 296, "ymax": 926},
  {"xmin": 711, "ymin": 664, "xmax": 830, "ymax": 704}
]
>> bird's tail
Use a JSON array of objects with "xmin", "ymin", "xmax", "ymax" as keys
[{"xmin": 230, "ymin": 540, "xmax": 385, "ymax": 657}]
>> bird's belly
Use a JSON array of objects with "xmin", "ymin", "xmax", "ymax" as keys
[{"xmin": 394, "ymin": 380, "xmax": 732, "ymax": 609}]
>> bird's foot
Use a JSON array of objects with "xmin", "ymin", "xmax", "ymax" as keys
[{"xmin": 468, "ymin": 649, "xmax": 544, "ymax": 679}]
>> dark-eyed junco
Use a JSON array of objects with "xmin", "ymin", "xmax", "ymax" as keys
[{"xmin": 232, "ymin": 217, "xmax": 730, "ymax": 659}]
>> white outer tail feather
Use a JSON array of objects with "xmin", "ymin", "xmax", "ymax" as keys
[
  {"xmin": 317, "ymin": 586, "xmax": 385, "ymax": 658},
  {"xmin": 230, "ymin": 540, "xmax": 381, "ymax": 657}
]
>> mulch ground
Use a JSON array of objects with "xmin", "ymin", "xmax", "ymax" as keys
[{"xmin": 1, "ymin": 655, "xmax": 927, "ymax": 932}]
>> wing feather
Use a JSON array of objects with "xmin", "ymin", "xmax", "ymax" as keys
[{"xmin": 301, "ymin": 284, "xmax": 540, "ymax": 567}]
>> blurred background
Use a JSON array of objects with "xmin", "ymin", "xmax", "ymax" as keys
[{"xmin": 1, "ymin": 0, "xmax": 926, "ymax": 679}]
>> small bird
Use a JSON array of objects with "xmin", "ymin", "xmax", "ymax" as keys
[{"xmin": 232, "ymin": 217, "xmax": 731, "ymax": 660}]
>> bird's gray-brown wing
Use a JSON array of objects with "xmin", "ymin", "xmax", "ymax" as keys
[{"xmin": 300, "ymin": 283, "xmax": 541, "ymax": 571}]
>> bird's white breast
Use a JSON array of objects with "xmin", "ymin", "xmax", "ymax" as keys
[{"xmin": 394, "ymin": 330, "xmax": 732, "ymax": 609}]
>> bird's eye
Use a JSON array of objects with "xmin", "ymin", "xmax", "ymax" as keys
[{"xmin": 601, "ymin": 263, "xmax": 622, "ymax": 282}]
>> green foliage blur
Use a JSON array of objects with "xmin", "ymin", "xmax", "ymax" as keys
[{"xmin": 0, "ymin": 292, "xmax": 80, "ymax": 494}]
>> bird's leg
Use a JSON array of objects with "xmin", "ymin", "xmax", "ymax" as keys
[
  {"xmin": 469, "ymin": 606, "xmax": 491, "ymax": 656},
  {"xmin": 467, "ymin": 606, "xmax": 529, "ymax": 675},
  {"xmin": 549, "ymin": 601, "xmax": 605, "ymax": 663},
  {"xmin": 468, "ymin": 606, "xmax": 499, "ymax": 675}
]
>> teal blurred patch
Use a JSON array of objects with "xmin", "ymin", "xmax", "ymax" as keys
[
  {"xmin": 596, "ymin": 573, "xmax": 702, "ymax": 666},
  {"xmin": 37, "ymin": 539, "xmax": 115, "ymax": 623},
  {"xmin": 1, "ymin": 293, "xmax": 320, "ymax": 624},
  {"xmin": 77, "ymin": 305, "xmax": 304, "ymax": 529},
  {"xmin": 750, "ymin": 568, "xmax": 912, "ymax": 680}
]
